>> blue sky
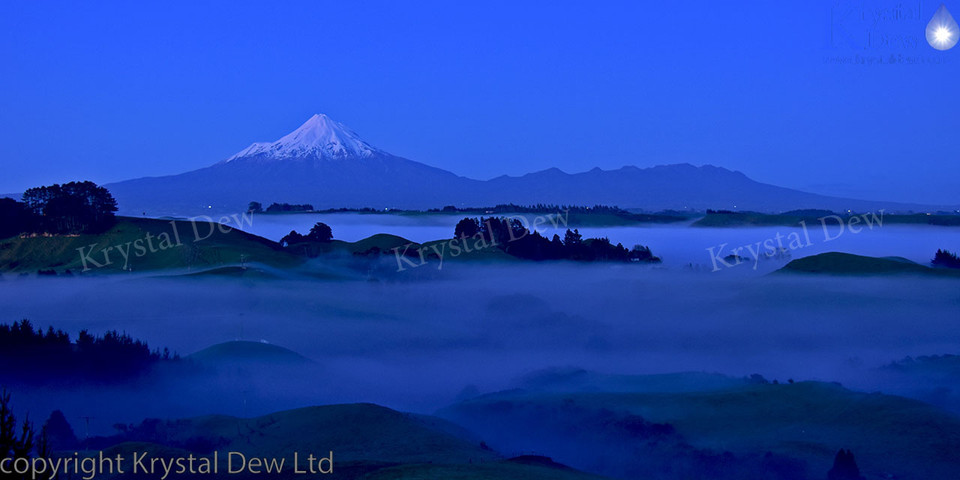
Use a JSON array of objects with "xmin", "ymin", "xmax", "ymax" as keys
[{"xmin": 1, "ymin": 1, "xmax": 958, "ymax": 204}]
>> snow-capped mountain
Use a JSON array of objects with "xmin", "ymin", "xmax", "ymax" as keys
[
  {"xmin": 107, "ymin": 114, "xmax": 477, "ymax": 215},
  {"xmin": 105, "ymin": 114, "xmax": 926, "ymax": 216},
  {"xmin": 223, "ymin": 114, "xmax": 381, "ymax": 162}
]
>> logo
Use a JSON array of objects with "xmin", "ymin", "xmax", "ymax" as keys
[{"xmin": 926, "ymin": 3, "xmax": 959, "ymax": 50}]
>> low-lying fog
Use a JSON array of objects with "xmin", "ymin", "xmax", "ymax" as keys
[{"xmin": 1, "ymin": 259, "xmax": 958, "ymax": 434}]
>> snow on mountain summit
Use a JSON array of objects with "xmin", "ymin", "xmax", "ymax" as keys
[{"xmin": 224, "ymin": 114, "xmax": 381, "ymax": 162}]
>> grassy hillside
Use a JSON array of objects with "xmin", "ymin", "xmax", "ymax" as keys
[
  {"xmin": 289, "ymin": 233, "xmax": 518, "ymax": 263},
  {"xmin": 87, "ymin": 404, "xmax": 610, "ymax": 480},
  {"xmin": 875, "ymin": 355, "xmax": 960, "ymax": 414},
  {"xmin": 443, "ymin": 381, "xmax": 960, "ymax": 480},
  {"xmin": 287, "ymin": 233, "xmax": 415, "ymax": 257},
  {"xmin": 83, "ymin": 403, "xmax": 520, "ymax": 480},
  {"xmin": 777, "ymin": 252, "xmax": 959, "ymax": 276},
  {"xmin": 0, "ymin": 217, "xmax": 301, "ymax": 274},
  {"xmin": 0, "ymin": 218, "xmax": 525, "ymax": 275}
]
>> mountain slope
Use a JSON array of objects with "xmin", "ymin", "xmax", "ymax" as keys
[
  {"xmin": 223, "ymin": 113, "xmax": 381, "ymax": 161},
  {"xmin": 106, "ymin": 115, "xmax": 931, "ymax": 215},
  {"xmin": 108, "ymin": 115, "xmax": 483, "ymax": 215},
  {"xmin": 479, "ymin": 163, "xmax": 922, "ymax": 212}
]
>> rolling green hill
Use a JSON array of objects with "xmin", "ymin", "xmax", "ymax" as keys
[
  {"xmin": 288, "ymin": 233, "xmax": 517, "ymax": 264},
  {"xmin": 0, "ymin": 217, "xmax": 301, "ymax": 274},
  {"xmin": 0, "ymin": 217, "xmax": 524, "ymax": 276},
  {"xmin": 189, "ymin": 341, "xmax": 313, "ymax": 365},
  {"xmin": 287, "ymin": 233, "xmax": 416, "ymax": 257},
  {"xmin": 777, "ymin": 252, "xmax": 959, "ymax": 276}
]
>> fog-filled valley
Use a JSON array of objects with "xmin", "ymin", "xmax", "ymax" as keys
[
  {"xmin": 3, "ymin": 209, "xmax": 960, "ymax": 479},
  {"xmin": 3, "ymin": 252, "xmax": 958, "ymax": 425}
]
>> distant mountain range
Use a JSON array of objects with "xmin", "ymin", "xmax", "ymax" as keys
[{"xmin": 104, "ymin": 114, "xmax": 940, "ymax": 216}]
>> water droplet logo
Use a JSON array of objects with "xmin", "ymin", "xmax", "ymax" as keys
[{"xmin": 927, "ymin": 3, "xmax": 959, "ymax": 50}]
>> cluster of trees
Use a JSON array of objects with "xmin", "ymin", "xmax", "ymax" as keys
[
  {"xmin": 0, "ymin": 392, "xmax": 79, "ymax": 470},
  {"xmin": 0, "ymin": 320, "xmax": 176, "ymax": 382},
  {"xmin": 0, "ymin": 181, "xmax": 118, "ymax": 238},
  {"xmin": 932, "ymin": 249, "xmax": 960, "ymax": 269},
  {"xmin": 247, "ymin": 202, "xmax": 316, "ymax": 214},
  {"xmin": 453, "ymin": 217, "xmax": 660, "ymax": 263},
  {"xmin": 1, "ymin": 389, "xmax": 51, "ymax": 476},
  {"xmin": 280, "ymin": 222, "xmax": 333, "ymax": 246},
  {"xmin": 0, "ymin": 199, "xmax": 33, "ymax": 239}
]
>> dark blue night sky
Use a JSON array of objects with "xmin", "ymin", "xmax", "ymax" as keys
[{"xmin": 1, "ymin": 1, "xmax": 958, "ymax": 204}]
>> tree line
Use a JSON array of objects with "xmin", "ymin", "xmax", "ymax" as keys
[
  {"xmin": 247, "ymin": 202, "xmax": 315, "ymax": 214},
  {"xmin": 0, "ymin": 320, "xmax": 177, "ymax": 383},
  {"xmin": 453, "ymin": 217, "xmax": 660, "ymax": 263},
  {"xmin": 0, "ymin": 181, "xmax": 118, "ymax": 238}
]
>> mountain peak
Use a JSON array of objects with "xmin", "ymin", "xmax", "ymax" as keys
[{"xmin": 223, "ymin": 114, "xmax": 382, "ymax": 162}]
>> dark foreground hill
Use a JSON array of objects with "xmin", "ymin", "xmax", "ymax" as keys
[
  {"xmin": 78, "ymin": 403, "xmax": 607, "ymax": 480},
  {"xmin": 441, "ymin": 376, "xmax": 960, "ymax": 480}
]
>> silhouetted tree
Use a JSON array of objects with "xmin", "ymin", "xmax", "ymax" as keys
[
  {"xmin": 0, "ymin": 389, "xmax": 36, "ymax": 468},
  {"xmin": 827, "ymin": 449, "xmax": 864, "ymax": 480},
  {"xmin": 478, "ymin": 217, "xmax": 513, "ymax": 246},
  {"xmin": 0, "ymin": 198, "xmax": 36, "ymax": 239},
  {"xmin": 630, "ymin": 244, "xmax": 657, "ymax": 262},
  {"xmin": 563, "ymin": 229, "xmax": 583, "ymax": 246},
  {"xmin": 307, "ymin": 222, "xmax": 333, "ymax": 242},
  {"xmin": 247, "ymin": 202, "xmax": 263, "ymax": 214},
  {"xmin": 454, "ymin": 218, "xmax": 480, "ymax": 239},
  {"xmin": 932, "ymin": 249, "xmax": 960, "ymax": 269},
  {"xmin": 280, "ymin": 230, "xmax": 305, "ymax": 247},
  {"xmin": 42, "ymin": 410, "xmax": 78, "ymax": 450}
]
